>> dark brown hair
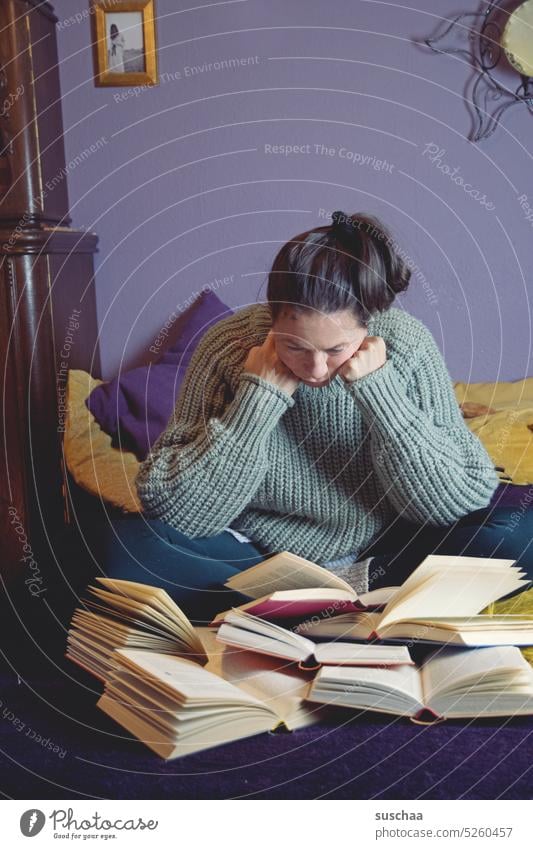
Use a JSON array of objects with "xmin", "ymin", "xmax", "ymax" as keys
[{"xmin": 266, "ymin": 211, "xmax": 411, "ymax": 326}]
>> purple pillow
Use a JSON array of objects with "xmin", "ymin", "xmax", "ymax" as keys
[{"xmin": 86, "ymin": 290, "xmax": 234, "ymax": 459}]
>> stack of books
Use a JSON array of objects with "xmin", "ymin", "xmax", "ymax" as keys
[{"xmin": 66, "ymin": 552, "xmax": 533, "ymax": 759}]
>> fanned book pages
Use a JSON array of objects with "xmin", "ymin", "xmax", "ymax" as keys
[
  {"xmin": 97, "ymin": 628, "xmax": 327, "ymax": 760},
  {"xmin": 216, "ymin": 609, "xmax": 414, "ymax": 669},
  {"xmin": 295, "ymin": 613, "xmax": 533, "ymax": 647},
  {"xmin": 305, "ymin": 645, "xmax": 533, "ymax": 722},
  {"xmin": 210, "ymin": 551, "xmax": 400, "ymax": 624},
  {"xmin": 66, "ymin": 578, "xmax": 209, "ymax": 681},
  {"xmin": 289, "ymin": 554, "xmax": 531, "ymax": 645},
  {"xmin": 212, "ymin": 552, "xmax": 528, "ymax": 625}
]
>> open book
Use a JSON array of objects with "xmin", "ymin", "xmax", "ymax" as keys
[
  {"xmin": 211, "ymin": 552, "xmax": 528, "ymax": 626},
  {"xmin": 210, "ymin": 551, "xmax": 399, "ymax": 624},
  {"xmin": 66, "ymin": 583, "xmax": 327, "ymax": 758},
  {"xmin": 305, "ymin": 645, "xmax": 533, "ymax": 722},
  {"xmin": 294, "ymin": 555, "xmax": 532, "ymax": 646},
  {"xmin": 216, "ymin": 609, "xmax": 413, "ymax": 669},
  {"xmin": 97, "ymin": 627, "xmax": 327, "ymax": 760},
  {"xmin": 295, "ymin": 613, "xmax": 533, "ymax": 647},
  {"xmin": 66, "ymin": 578, "xmax": 209, "ymax": 681}
]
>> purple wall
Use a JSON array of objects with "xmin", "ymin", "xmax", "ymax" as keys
[{"xmin": 53, "ymin": 0, "xmax": 532, "ymax": 381}]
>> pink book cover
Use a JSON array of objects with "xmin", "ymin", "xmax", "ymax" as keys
[{"xmin": 243, "ymin": 597, "xmax": 366, "ymax": 619}]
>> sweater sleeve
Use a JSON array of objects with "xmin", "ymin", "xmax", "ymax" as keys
[
  {"xmin": 346, "ymin": 328, "xmax": 499, "ymax": 525},
  {"xmin": 135, "ymin": 327, "xmax": 295, "ymax": 537}
]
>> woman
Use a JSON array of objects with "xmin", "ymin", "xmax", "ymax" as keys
[
  {"xmin": 103, "ymin": 211, "xmax": 532, "ymax": 621},
  {"xmin": 108, "ymin": 23, "xmax": 126, "ymax": 73}
]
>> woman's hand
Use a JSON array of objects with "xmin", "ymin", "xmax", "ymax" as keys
[
  {"xmin": 338, "ymin": 335, "xmax": 387, "ymax": 383},
  {"xmin": 243, "ymin": 331, "xmax": 300, "ymax": 396}
]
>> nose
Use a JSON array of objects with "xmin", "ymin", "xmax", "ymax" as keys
[{"xmin": 305, "ymin": 352, "xmax": 329, "ymax": 379}]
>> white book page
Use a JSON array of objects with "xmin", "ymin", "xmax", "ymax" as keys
[
  {"xmin": 88, "ymin": 588, "xmax": 180, "ymax": 634},
  {"xmin": 295, "ymin": 611, "xmax": 381, "ymax": 640},
  {"xmin": 395, "ymin": 616, "xmax": 533, "ymax": 631},
  {"xmin": 377, "ymin": 559, "xmax": 525, "ymax": 631},
  {"xmin": 314, "ymin": 643, "xmax": 413, "ymax": 666},
  {"xmin": 85, "ymin": 599, "xmax": 179, "ymax": 640},
  {"xmin": 96, "ymin": 577, "xmax": 181, "ymax": 607},
  {"xmin": 94, "ymin": 579, "xmax": 204, "ymax": 650},
  {"xmin": 216, "ymin": 623, "xmax": 306, "ymax": 662},
  {"xmin": 225, "ymin": 551, "xmax": 356, "ymax": 597},
  {"xmin": 358, "ymin": 586, "xmax": 400, "ymax": 607},
  {"xmin": 98, "ymin": 694, "xmax": 276, "ymax": 759},
  {"xmin": 311, "ymin": 663, "xmax": 424, "ymax": 707},
  {"xmin": 199, "ymin": 627, "xmax": 324, "ymax": 729},
  {"xmin": 399, "ymin": 615, "xmax": 533, "ymax": 627},
  {"xmin": 268, "ymin": 588, "xmax": 355, "ymax": 601},
  {"xmin": 421, "ymin": 645, "xmax": 528, "ymax": 704},
  {"xmin": 114, "ymin": 648, "xmax": 272, "ymax": 710},
  {"xmin": 222, "ymin": 609, "xmax": 314, "ymax": 652}
]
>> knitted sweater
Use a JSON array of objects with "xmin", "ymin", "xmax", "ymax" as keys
[{"xmin": 135, "ymin": 304, "xmax": 499, "ymax": 566}]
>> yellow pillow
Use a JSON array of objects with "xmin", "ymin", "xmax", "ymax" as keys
[
  {"xmin": 454, "ymin": 377, "xmax": 533, "ymax": 485},
  {"xmin": 485, "ymin": 588, "xmax": 533, "ymax": 667},
  {"xmin": 64, "ymin": 370, "xmax": 141, "ymax": 512}
]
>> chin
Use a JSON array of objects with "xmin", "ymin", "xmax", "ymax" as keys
[{"xmin": 301, "ymin": 377, "xmax": 331, "ymax": 387}]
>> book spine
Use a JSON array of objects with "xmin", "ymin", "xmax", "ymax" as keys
[
  {"xmin": 298, "ymin": 657, "xmax": 321, "ymax": 672},
  {"xmin": 410, "ymin": 707, "xmax": 445, "ymax": 726}
]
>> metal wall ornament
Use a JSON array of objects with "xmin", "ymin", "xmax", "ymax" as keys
[{"xmin": 423, "ymin": 0, "xmax": 533, "ymax": 142}]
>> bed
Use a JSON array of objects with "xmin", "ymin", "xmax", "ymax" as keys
[{"xmin": 7, "ymin": 291, "xmax": 533, "ymax": 800}]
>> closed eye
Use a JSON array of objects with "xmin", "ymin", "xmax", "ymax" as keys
[{"xmin": 287, "ymin": 347, "xmax": 344, "ymax": 354}]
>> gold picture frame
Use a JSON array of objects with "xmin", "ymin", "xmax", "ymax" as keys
[{"xmin": 92, "ymin": 0, "xmax": 158, "ymax": 87}]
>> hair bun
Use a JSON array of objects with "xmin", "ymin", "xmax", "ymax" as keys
[{"xmin": 331, "ymin": 210, "xmax": 358, "ymax": 239}]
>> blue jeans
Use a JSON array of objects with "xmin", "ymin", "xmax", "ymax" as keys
[
  {"xmin": 358, "ymin": 505, "xmax": 533, "ymax": 591},
  {"xmin": 99, "ymin": 506, "xmax": 533, "ymax": 623}
]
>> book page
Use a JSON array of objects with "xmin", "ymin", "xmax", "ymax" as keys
[
  {"xmin": 94, "ymin": 579, "xmax": 206, "ymax": 656},
  {"xmin": 313, "ymin": 643, "xmax": 413, "ymax": 666},
  {"xmin": 224, "ymin": 551, "xmax": 356, "ymax": 597},
  {"xmin": 421, "ymin": 645, "xmax": 528, "ymax": 704},
  {"xmin": 97, "ymin": 693, "xmax": 277, "ymax": 760},
  {"xmin": 358, "ymin": 586, "xmax": 400, "ymax": 608},
  {"xmin": 199, "ymin": 627, "xmax": 325, "ymax": 730},
  {"xmin": 309, "ymin": 663, "xmax": 424, "ymax": 714},
  {"xmin": 215, "ymin": 623, "xmax": 307, "ymax": 663},
  {"xmin": 295, "ymin": 611, "xmax": 381, "ymax": 640},
  {"xmin": 84, "ymin": 599, "xmax": 181, "ymax": 640},
  {"xmin": 108, "ymin": 670, "xmax": 253, "ymax": 729},
  {"xmin": 397, "ymin": 615, "xmax": 533, "ymax": 628},
  {"xmin": 222, "ymin": 610, "xmax": 314, "ymax": 651},
  {"xmin": 377, "ymin": 557, "xmax": 527, "ymax": 631},
  {"xmin": 72, "ymin": 611, "xmax": 171, "ymax": 646},
  {"xmin": 89, "ymin": 588, "xmax": 182, "ymax": 633},
  {"xmin": 114, "ymin": 648, "xmax": 275, "ymax": 713}
]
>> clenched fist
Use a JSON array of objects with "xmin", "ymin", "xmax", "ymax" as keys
[
  {"xmin": 242, "ymin": 331, "xmax": 300, "ymax": 396},
  {"xmin": 338, "ymin": 335, "xmax": 387, "ymax": 383}
]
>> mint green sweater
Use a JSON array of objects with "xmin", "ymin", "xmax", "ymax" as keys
[{"xmin": 136, "ymin": 304, "xmax": 499, "ymax": 565}]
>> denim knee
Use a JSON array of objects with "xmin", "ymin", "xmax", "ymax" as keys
[
  {"xmin": 491, "ymin": 507, "xmax": 533, "ymax": 580},
  {"xmin": 437, "ymin": 506, "xmax": 533, "ymax": 583}
]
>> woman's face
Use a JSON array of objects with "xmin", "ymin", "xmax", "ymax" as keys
[{"xmin": 272, "ymin": 308, "xmax": 368, "ymax": 387}]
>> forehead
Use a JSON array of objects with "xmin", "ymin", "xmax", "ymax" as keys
[{"xmin": 272, "ymin": 308, "xmax": 363, "ymax": 346}]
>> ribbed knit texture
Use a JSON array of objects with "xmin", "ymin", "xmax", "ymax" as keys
[
  {"xmin": 135, "ymin": 304, "xmax": 499, "ymax": 566},
  {"xmin": 321, "ymin": 556, "xmax": 373, "ymax": 593}
]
